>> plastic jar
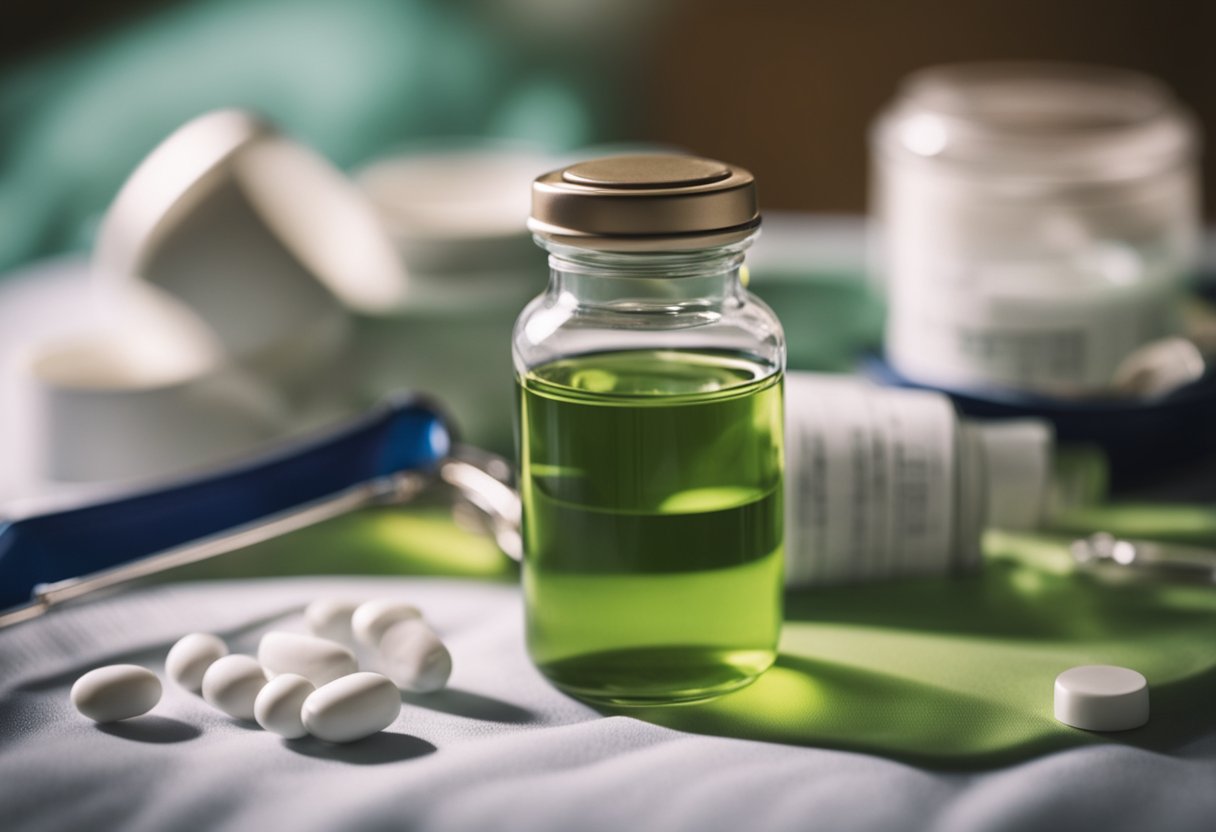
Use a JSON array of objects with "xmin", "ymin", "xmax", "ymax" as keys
[
  {"xmin": 351, "ymin": 144, "xmax": 557, "ymax": 454},
  {"xmin": 513, "ymin": 155, "xmax": 785, "ymax": 705},
  {"xmin": 872, "ymin": 62, "xmax": 1200, "ymax": 395}
]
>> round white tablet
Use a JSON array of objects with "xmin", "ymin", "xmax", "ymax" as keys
[
  {"xmin": 257, "ymin": 631, "xmax": 357, "ymax": 686},
  {"xmin": 165, "ymin": 632, "xmax": 229, "ymax": 692},
  {"xmin": 71, "ymin": 665, "xmax": 162, "ymax": 722},
  {"xmin": 304, "ymin": 598, "xmax": 360, "ymax": 646},
  {"xmin": 202, "ymin": 654, "xmax": 268, "ymax": 721},
  {"xmin": 351, "ymin": 599, "xmax": 422, "ymax": 648},
  {"xmin": 302, "ymin": 672, "xmax": 401, "ymax": 743},
  {"xmin": 255, "ymin": 673, "xmax": 315, "ymax": 739},
  {"xmin": 1054, "ymin": 665, "xmax": 1149, "ymax": 731}
]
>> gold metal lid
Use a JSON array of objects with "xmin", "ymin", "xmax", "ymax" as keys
[{"xmin": 528, "ymin": 155, "xmax": 760, "ymax": 251}]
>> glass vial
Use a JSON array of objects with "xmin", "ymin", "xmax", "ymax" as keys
[
  {"xmin": 872, "ymin": 62, "xmax": 1200, "ymax": 395},
  {"xmin": 514, "ymin": 155, "xmax": 785, "ymax": 705}
]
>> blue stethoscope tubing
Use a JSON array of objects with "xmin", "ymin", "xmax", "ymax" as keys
[{"xmin": 0, "ymin": 394, "xmax": 457, "ymax": 614}]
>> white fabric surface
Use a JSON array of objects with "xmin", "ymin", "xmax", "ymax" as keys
[{"xmin": 2, "ymin": 576, "xmax": 1215, "ymax": 832}]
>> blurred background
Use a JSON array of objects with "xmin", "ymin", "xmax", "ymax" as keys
[
  {"xmin": 1, "ymin": 0, "xmax": 1214, "ymax": 508},
  {"xmin": 1, "ymin": 0, "xmax": 1212, "ymax": 272},
  {"xmin": 0, "ymin": 0, "xmax": 1211, "ymax": 610}
]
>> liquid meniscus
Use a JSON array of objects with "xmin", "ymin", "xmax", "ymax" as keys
[{"xmin": 518, "ymin": 348, "xmax": 784, "ymax": 705}]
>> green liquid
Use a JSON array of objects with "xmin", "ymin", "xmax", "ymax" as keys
[{"xmin": 518, "ymin": 349, "xmax": 784, "ymax": 705}]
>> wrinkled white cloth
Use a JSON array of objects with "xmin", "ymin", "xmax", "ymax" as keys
[{"xmin": 2, "ymin": 576, "xmax": 1215, "ymax": 832}]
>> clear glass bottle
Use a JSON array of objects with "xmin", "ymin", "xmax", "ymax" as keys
[
  {"xmin": 872, "ymin": 62, "xmax": 1200, "ymax": 395},
  {"xmin": 513, "ymin": 155, "xmax": 785, "ymax": 705}
]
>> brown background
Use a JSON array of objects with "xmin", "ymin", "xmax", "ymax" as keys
[
  {"xmin": 5, "ymin": 0, "xmax": 1212, "ymax": 215},
  {"xmin": 644, "ymin": 0, "xmax": 1213, "ymax": 214}
]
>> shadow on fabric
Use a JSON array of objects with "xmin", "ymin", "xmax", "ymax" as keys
[
  {"xmin": 284, "ymin": 732, "xmax": 436, "ymax": 765},
  {"xmin": 97, "ymin": 716, "xmax": 202, "ymax": 744},
  {"xmin": 401, "ymin": 688, "xmax": 538, "ymax": 725},
  {"xmin": 616, "ymin": 532, "xmax": 1216, "ymax": 770}
]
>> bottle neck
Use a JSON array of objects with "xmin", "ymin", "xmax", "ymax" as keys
[{"xmin": 541, "ymin": 239, "xmax": 750, "ymax": 313}]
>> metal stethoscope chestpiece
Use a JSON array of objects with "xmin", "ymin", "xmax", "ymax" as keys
[{"xmin": 1070, "ymin": 531, "xmax": 1216, "ymax": 583}]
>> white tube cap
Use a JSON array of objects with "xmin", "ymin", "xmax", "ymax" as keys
[
  {"xmin": 1054, "ymin": 665, "xmax": 1149, "ymax": 731},
  {"xmin": 973, "ymin": 418, "xmax": 1053, "ymax": 531}
]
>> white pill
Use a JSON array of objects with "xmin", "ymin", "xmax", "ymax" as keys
[
  {"xmin": 305, "ymin": 598, "xmax": 360, "ymax": 646},
  {"xmin": 71, "ymin": 664, "xmax": 161, "ymax": 723},
  {"xmin": 254, "ymin": 673, "xmax": 315, "ymax": 739},
  {"xmin": 302, "ymin": 672, "xmax": 401, "ymax": 743},
  {"xmin": 165, "ymin": 633, "xmax": 229, "ymax": 692},
  {"xmin": 1054, "ymin": 665, "xmax": 1149, "ymax": 731},
  {"xmin": 257, "ymin": 631, "xmax": 358, "ymax": 686},
  {"xmin": 351, "ymin": 599, "xmax": 422, "ymax": 648},
  {"xmin": 379, "ymin": 619, "xmax": 452, "ymax": 693},
  {"xmin": 202, "ymin": 654, "xmax": 267, "ymax": 720}
]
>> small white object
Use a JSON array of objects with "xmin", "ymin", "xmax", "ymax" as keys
[
  {"xmin": 301, "ymin": 672, "xmax": 401, "ymax": 743},
  {"xmin": 783, "ymin": 373, "xmax": 975, "ymax": 585},
  {"xmin": 71, "ymin": 664, "xmax": 162, "ymax": 723},
  {"xmin": 379, "ymin": 619, "xmax": 452, "ymax": 693},
  {"xmin": 201, "ymin": 654, "xmax": 267, "ymax": 720},
  {"xmin": 1112, "ymin": 335, "xmax": 1208, "ymax": 397},
  {"xmin": 973, "ymin": 420, "xmax": 1053, "ymax": 531},
  {"xmin": 165, "ymin": 632, "xmax": 229, "ymax": 692},
  {"xmin": 351, "ymin": 599, "xmax": 422, "ymax": 648},
  {"xmin": 304, "ymin": 598, "xmax": 360, "ymax": 646},
  {"xmin": 1054, "ymin": 665, "xmax": 1149, "ymax": 731},
  {"xmin": 18, "ymin": 284, "xmax": 286, "ymax": 486},
  {"xmin": 254, "ymin": 673, "xmax": 315, "ymax": 739},
  {"xmin": 257, "ymin": 631, "xmax": 358, "ymax": 686}
]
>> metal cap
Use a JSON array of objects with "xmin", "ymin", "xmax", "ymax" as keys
[{"xmin": 528, "ymin": 155, "xmax": 760, "ymax": 251}]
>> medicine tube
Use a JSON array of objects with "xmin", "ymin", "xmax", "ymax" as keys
[
  {"xmin": 782, "ymin": 373, "xmax": 1108, "ymax": 586},
  {"xmin": 513, "ymin": 155, "xmax": 785, "ymax": 705},
  {"xmin": 872, "ymin": 62, "xmax": 1200, "ymax": 395}
]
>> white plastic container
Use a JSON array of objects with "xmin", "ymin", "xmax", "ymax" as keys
[
  {"xmin": 872, "ymin": 63, "xmax": 1200, "ymax": 395},
  {"xmin": 783, "ymin": 373, "xmax": 1102, "ymax": 586},
  {"xmin": 351, "ymin": 145, "xmax": 556, "ymax": 452}
]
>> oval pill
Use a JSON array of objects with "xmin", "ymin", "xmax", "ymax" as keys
[
  {"xmin": 351, "ymin": 599, "xmax": 422, "ymax": 648},
  {"xmin": 305, "ymin": 598, "xmax": 360, "ymax": 646},
  {"xmin": 302, "ymin": 671, "xmax": 401, "ymax": 743},
  {"xmin": 165, "ymin": 632, "xmax": 229, "ymax": 692},
  {"xmin": 1054, "ymin": 664, "xmax": 1149, "ymax": 731},
  {"xmin": 258, "ymin": 631, "xmax": 358, "ymax": 686},
  {"xmin": 202, "ymin": 654, "xmax": 267, "ymax": 720},
  {"xmin": 71, "ymin": 664, "xmax": 162, "ymax": 722},
  {"xmin": 254, "ymin": 673, "xmax": 315, "ymax": 739},
  {"xmin": 379, "ymin": 619, "xmax": 452, "ymax": 693}
]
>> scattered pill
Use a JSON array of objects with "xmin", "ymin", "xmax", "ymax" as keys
[
  {"xmin": 258, "ymin": 631, "xmax": 358, "ymax": 686},
  {"xmin": 1054, "ymin": 665, "xmax": 1149, "ymax": 731},
  {"xmin": 202, "ymin": 654, "xmax": 267, "ymax": 720},
  {"xmin": 165, "ymin": 633, "xmax": 229, "ymax": 692},
  {"xmin": 305, "ymin": 598, "xmax": 360, "ymax": 646},
  {"xmin": 379, "ymin": 619, "xmax": 452, "ymax": 693},
  {"xmin": 254, "ymin": 673, "xmax": 315, "ymax": 739},
  {"xmin": 352, "ymin": 599, "xmax": 423, "ymax": 648},
  {"xmin": 71, "ymin": 664, "xmax": 162, "ymax": 723},
  {"xmin": 302, "ymin": 672, "xmax": 401, "ymax": 743}
]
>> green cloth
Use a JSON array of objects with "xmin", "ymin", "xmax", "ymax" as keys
[
  {"xmin": 631, "ymin": 529, "xmax": 1216, "ymax": 768},
  {"xmin": 170, "ymin": 499, "xmax": 1216, "ymax": 769},
  {"xmin": 748, "ymin": 266, "xmax": 884, "ymax": 372}
]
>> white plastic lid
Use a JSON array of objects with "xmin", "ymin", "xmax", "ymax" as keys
[
  {"xmin": 1054, "ymin": 665, "xmax": 1149, "ymax": 731},
  {"xmin": 972, "ymin": 418, "xmax": 1053, "ymax": 531},
  {"xmin": 94, "ymin": 109, "xmax": 409, "ymax": 345},
  {"xmin": 874, "ymin": 62, "xmax": 1197, "ymax": 187},
  {"xmin": 354, "ymin": 144, "xmax": 555, "ymax": 307}
]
